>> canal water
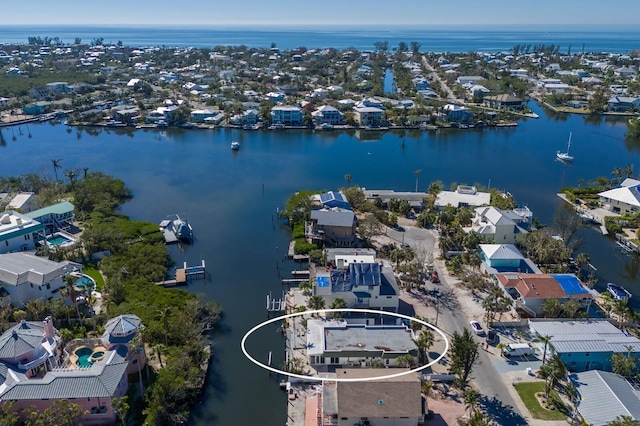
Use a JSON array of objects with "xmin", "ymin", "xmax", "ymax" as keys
[{"xmin": 1, "ymin": 100, "xmax": 639, "ymax": 425}]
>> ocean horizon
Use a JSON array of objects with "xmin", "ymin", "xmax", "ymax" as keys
[{"xmin": 1, "ymin": 24, "xmax": 639, "ymax": 52}]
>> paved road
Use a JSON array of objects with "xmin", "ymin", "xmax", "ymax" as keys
[{"xmin": 399, "ymin": 224, "xmax": 528, "ymax": 425}]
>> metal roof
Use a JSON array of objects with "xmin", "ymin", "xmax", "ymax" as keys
[
  {"xmin": 529, "ymin": 320, "xmax": 640, "ymax": 354},
  {"xmin": 0, "ymin": 360, "xmax": 128, "ymax": 400},
  {"xmin": 102, "ymin": 315, "xmax": 140, "ymax": 342},
  {"xmin": 572, "ymin": 370, "xmax": 640, "ymax": 425},
  {"xmin": 25, "ymin": 201, "xmax": 75, "ymax": 219},
  {"xmin": 310, "ymin": 208, "xmax": 355, "ymax": 228}
]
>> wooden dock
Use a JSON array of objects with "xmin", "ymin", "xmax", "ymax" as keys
[
  {"xmin": 291, "ymin": 270, "xmax": 310, "ymax": 276},
  {"xmin": 282, "ymin": 278, "xmax": 308, "ymax": 284},
  {"xmin": 156, "ymin": 260, "xmax": 206, "ymax": 287}
]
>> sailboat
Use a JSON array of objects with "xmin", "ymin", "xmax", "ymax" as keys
[{"xmin": 556, "ymin": 132, "xmax": 574, "ymax": 162}]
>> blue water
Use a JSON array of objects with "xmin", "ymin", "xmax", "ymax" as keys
[
  {"xmin": 1, "ymin": 100, "xmax": 640, "ymax": 425},
  {"xmin": 1, "ymin": 24, "xmax": 639, "ymax": 52}
]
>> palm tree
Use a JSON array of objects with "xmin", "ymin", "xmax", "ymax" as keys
[
  {"xmin": 83, "ymin": 167, "xmax": 89, "ymax": 179},
  {"xmin": 63, "ymin": 275, "xmax": 81, "ymax": 321},
  {"xmin": 153, "ymin": 344, "xmax": 165, "ymax": 368},
  {"xmin": 64, "ymin": 168, "xmax": 78, "ymax": 187},
  {"xmin": 329, "ymin": 298, "xmax": 347, "ymax": 318},
  {"xmin": 463, "ymin": 388, "xmax": 480, "ymax": 416},
  {"xmin": 307, "ymin": 295, "xmax": 325, "ymax": 314},
  {"xmin": 623, "ymin": 163, "xmax": 634, "ymax": 178},
  {"xmin": 157, "ymin": 307, "xmax": 172, "ymax": 346},
  {"xmin": 130, "ymin": 334, "xmax": 145, "ymax": 395},
  {"xmin": 533, "ymin": 334, "xmax": 552, "ymax": 365},
  {"xmin": 414, "ymin": 330, "xmax": 435, "ymax": 363},
  {"xmin": 51, "ymin": 158, "xmax": 62, "ymax": 182},
  {"xmin": 344, "ymin": 173, "xmax": 352, "ymax": 187},
  {"xmin": 414, "ymin": 169, "xmax": 422, "ymax": 192}
]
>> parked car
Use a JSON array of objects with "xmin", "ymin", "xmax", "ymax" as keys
[
  {"xmin": 486, "ymin": 329, "xmax": 497, "ymax": 345},
  {"xmin": 469, "ymin": 320, "xmax": 485, "ymax": 336},
  {"xmin": 502, "ymin": 343, "xmax": 535, "ymax": 358}
]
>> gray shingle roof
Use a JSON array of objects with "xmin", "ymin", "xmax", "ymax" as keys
[
  {"xmin": 572, "ymin": 370, "xmax": 640, "ymax": 425},
  {"xmin": 0, "ymin": 321, "xmax": 45, "ymax": 360}
]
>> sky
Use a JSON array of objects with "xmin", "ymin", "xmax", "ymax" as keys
[{"xmin": 2, "ymin": 0, "xmax": 640, "ymax": 26}]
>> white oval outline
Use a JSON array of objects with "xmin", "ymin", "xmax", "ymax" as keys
[{"xmin": 241, "ymin": 308, "xmax": 449, "ymax": 382}]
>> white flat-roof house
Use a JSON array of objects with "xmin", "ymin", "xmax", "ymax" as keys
[
  {"xmin": 6, "ymin": 192, "xmax": 41, "ymax": 213},
  {"xmin": 434, "ymin": 185, "xmax": 491, "ymax": 210},
  {"xmin": 306, "ymin": 318, "xmax": 417, "ymax": 370},
  {"xmin": 598, "ymin": 178, "xmax": 640, "ymax": 214},
  {"xmin": 0, "ymin": 211, "xmax": 46, "ymax": 254},
  {"xmin": 0, "ymin": 252, "xmax": 81, "ymax": 307}
]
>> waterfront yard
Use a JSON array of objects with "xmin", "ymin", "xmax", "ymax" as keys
[{"xmin": 513, "ymin": 382, "xmax": 569, "ymax": 421}]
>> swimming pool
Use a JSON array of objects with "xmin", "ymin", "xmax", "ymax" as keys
[
  {"xmin": 75, "ymin": 347, "xmax": 93, "ymax": 368},
  {"xmin": 47, "ymin": 235, "xmax": 72, "ymax": 246},
  {"xmin": 76, "ymin": 275, "xmax": 96, "ymax": 292}
]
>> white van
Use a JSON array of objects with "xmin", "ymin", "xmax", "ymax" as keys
[{"xmin": 502, "ymin": 343, "xmax": 535, "ymax": 358}]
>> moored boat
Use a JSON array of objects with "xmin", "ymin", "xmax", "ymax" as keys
[
  {"xmin": 607, "ymin": 282, "xmax": 631, "ymax": 301},
  {"xmin": 556, "ymin": 132, "xmax": 574, "ymax": 162},
  {"xmin": 231, "ymin": 141, "xmax": 240, "ymax": 150}
]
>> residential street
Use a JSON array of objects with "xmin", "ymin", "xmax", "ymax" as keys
[{"xmin": 378, "ymin": 218, "xmax": 528, "ymax": 425}]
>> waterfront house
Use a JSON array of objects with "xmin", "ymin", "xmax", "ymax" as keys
[
  {"xmin": 312, "ymin": 191, "xmax": 351, "ymax": 210},
  {"xmin": 307, "ymin": 207, "xmax": 356, "ymax": 247},
  {"xmin": 434, "ymin": 185, "xmax": 491, "ymax": 210},
  {"xmin": 311, "ymin": 105, "xmax": 344, "ymax": 125},
  {"xmin": 528, "ymin": 319, "xmax": 640, "ymax": 372},
  {"xmin": 570, "ymin": 370, "xmax": 640, "ymax": 425},
  {"xmin": 598, "ymin": 178, "xmax": 640, "ymax": 214},
  {"xmin": 0, "ymin": 315, "xmax": 143, "ymax": 425},
  {"xmin": 229, "ymin": 109, "xmax": 260, "ymax": 126},
  {"xmin": 443, "ymin": 104, "xmax": 474, "ymax": 123},
  {"xmin": 110, "ymin": 105, "xmax": 140, "ymax": 124},
  {"xmin": 482, "ymin": 94, "xmax": 524, "ymax": 110},
  {"xmin": 478, "ymin": 244, "xmax": 541, "ymax": 275},
  {"xmin": 353, "ymin": 106, "xmax": 385, "ymax": 127},
  {"xmin": 25, "ymin": 200, "xmax": 75, "ymax": 233},
  {"xmin": 0, "ymin": 211, "xmax": 46, "ymax": 254},
  {"xmin": 607, "ymin": 96, "xmax": 640, "ymax": 112},
  {"xmin": 313, "ymin": 261, "xmax": 399, "ymax": 311},
  {"xmin": 320, "ymin": 369, "xmax": 424, "ymax": 426},
  {"xmin": 464, "ymin": 206, "xmax": 533, "ymax": 244},
  {"xmin": 497, "ymin": 274, "xmax": 593, "ymax": 318},
  {"xmin": 22, "ymin": 102, "xmax": 49, "ymax": 115},
  {"xmin": 363, "ymin": 189, "xmax": 426, "ymax": 212},
  {"xmin": 190, "ymin": 109, "xmax": 221, "ymax": 123},
  {"xmin": 306, "ymin": 318, "xmax": 417, "ymax": 370},
  {"xmin": 467, "ymin": 84, "xmax": 490, "ymax": 101},
  {"xmin": 6, "ymin": 192, "xmax": 41, "ymax": 214},
  {"xmin": 0, "ymin": 252, "xmax": 81, "ymax": 307},
  {"xmin": 270, "ymin": 105, "xmax": 303, "ymax": 126}
]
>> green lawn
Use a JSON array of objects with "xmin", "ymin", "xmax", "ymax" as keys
[
  {"xmin": 82, "ymin": 266, "xmax": 106, "ymax": 291},
  {"xmin": 513, "ymin": 382, "xmax": 569, "ymax": 421}
]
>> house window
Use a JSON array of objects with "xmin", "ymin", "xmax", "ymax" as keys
[
  {"xmin": 330, "ymin": 357, "xmax": 339, "ymax": 364},
  {"xmin": 46, "ymin": 283, "xmax": 50, "ymax": 290},
  {"xmin": 24, "ymin": 234, "xmax": 30, "ymax": 240},
  {"xmin": 585, "ymin": 352, "xmax": 590, "ymax": 357},
  {"xmin": 567, "ymin": 353, "xmax": 572, "ymax": 357}
]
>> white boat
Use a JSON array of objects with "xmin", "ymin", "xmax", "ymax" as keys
[
  {"xmin": 607, "ymin": 283, "xmax": 632, "ymax": 301},
  {"xmin": 556, "ymin": 132, "xmax": 574, "ymax": 162},
  {"xmin": 231, "ymin": 141, "xmax": 240, "ymax": 150}
]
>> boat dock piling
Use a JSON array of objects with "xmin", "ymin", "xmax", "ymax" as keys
[
  {"xmin": 266, "ymin": 292, "xmax": 286, "ymax": 312},
  {"xmin": 281, "ymin": 278, "xmax": 308, "ymax": 284},
  {"xmin": 156, "ymin": 259, "xmax": 206, "ymax": 287}
]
